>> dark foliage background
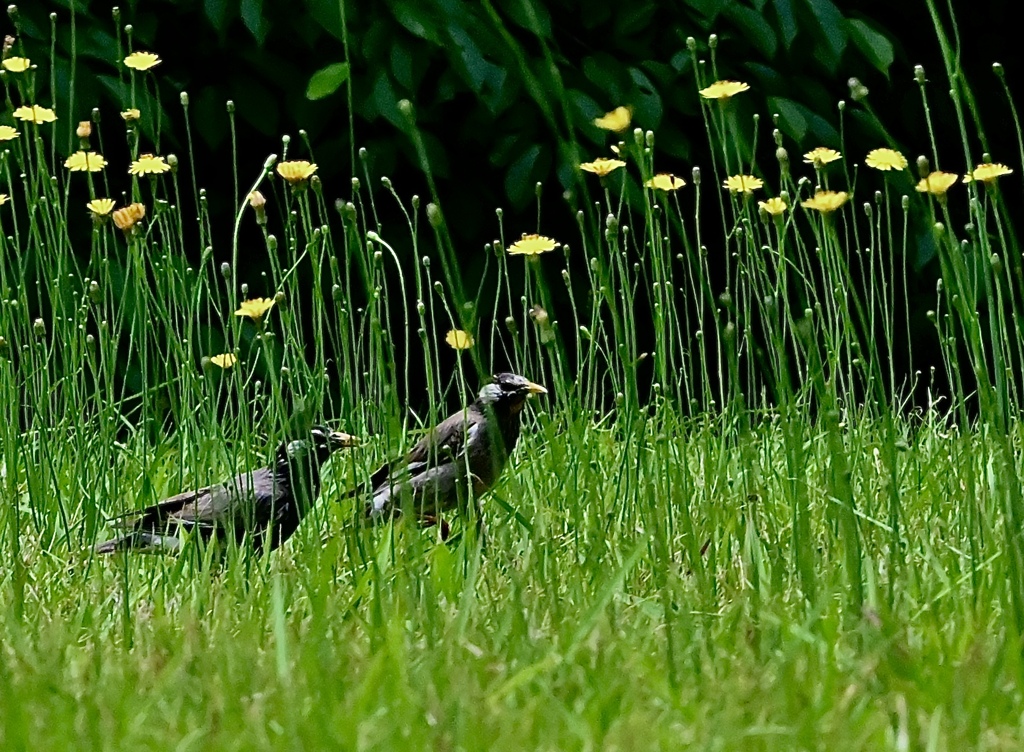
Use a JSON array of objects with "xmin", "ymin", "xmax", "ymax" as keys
[{"xmin": 7, "ymin": 0, "xmax": 1024, "ymax": 410}]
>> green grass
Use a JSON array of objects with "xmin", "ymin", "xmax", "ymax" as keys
[
  {"xmin": 4, "ymin": 417, "xmax": 1024, "ymax": 749},
  {"xmin": 5, "ymin": 3, "xmax": 1024, "ymax": 749}
]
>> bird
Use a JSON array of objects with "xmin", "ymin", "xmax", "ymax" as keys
[
  {"xmin": 351, "ymin": 372, "xmax": 547, "ymax": 531},
  {"xmin": 94, "ymin": 426, "xmax": 358, "ymax": 555}
]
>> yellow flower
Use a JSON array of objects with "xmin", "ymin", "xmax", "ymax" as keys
[
  {"xmin": 247, "ymin": 190, "xmax": 267, "ymax": 209},
  {"xmin": 593, "ymin": 106, "xmax": 632, "ymax": 133},
  {"xmin": 580, "ymin": 158, "xmax": 626, "ymax": 177},
  {"xmin": 2, "ymin": 57, "xmax": 30, "ymax": 73},
  {"xmin": 803, "ymin": 147, "xmax": 842, "ymax": 167},
  {"xmin": 963, "ymin": 163, "xmax": 1013, "ymax": 183},
  {"xmin": 698, "ymin": 80, "xmax": 750, "ymax": 100},
  {"xmin": 758, "ymin": 197, "xmax": 788, "ymax": 216},
  {"xmin": 0, "ymin": 194, "xmax": 8, "ymax": 206},
  {"xmin": 210, "ymin": 353, "xmax": 237, "ymax": 369},
  {"xmin": 865, "ymin": 148, "xmax": 907, "ymax": 171},
  {"xmin": 124, "ymin": 51, "xmax": 161, "ymax": 71},
  {"xmin": 64, "ymin": 151, "xmax": 107, "ymax": 172},
  {"xmin": 645, "ymin": 173, "xmax": 686, "ymax": 191},
  {"xmin": 234, "ymin": 297, "xmax": 276, "ymax": 321},
  {"xmin": 915, "ymin": 171, "xmax": 958, "ymax": 196},
  {"xmin": 723, "ymin": 174, "xmax": 763, "ymax": 194},
  {"xmin": 445, "ymin": 329, "xmax": 474, "ymax": 350},
  {"xmin": 276, "ymin": 160, "xmax": 318, "ymax": 184},
  {"xmin": 121, "ymin": 109, "xmax": 141, "ymax": 121},
  {"xmin": 112, "ymin": 203, "xmax": 146, "ymax": 231},
  {"xmin": 801, "ymin": 190, "xmax": 849, "ymax": 213},
  {"xmin": 507, "ymin": 233, "xmax": 560, "ymax": 257},
  {"xmin": 13, "ymin": 105, "xmax": 57, "ymax": 124},
  {"xmin": 129, "ymin": 154, "xmax": 171, "ymax": 176},
  {"xmin": 0, "ymin": 125, "xmax": 18, "ymax": 141},
  {"xmin": 87, "ymin": 198, "xmax": 116, "ymax": 216}
]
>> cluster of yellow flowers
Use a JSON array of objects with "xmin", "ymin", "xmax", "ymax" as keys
[
  {"xmin": 0, "ymin": 52, "xmax": 178, "ymax": 227},
  {"xmin": 578, "ymin": 80, "xmax": 1015, "ymax": 218},
  {"xmin": 3, "ymin": 51, "xmax": 1019, "ymax": 362}
]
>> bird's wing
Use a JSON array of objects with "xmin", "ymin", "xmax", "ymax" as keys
[
  {"xmin": 107, "ymin": 487, "xmax": 210, "ymax": 529},
  {"xmin": 163, "ymin": 470, "xmax": 267, "ymax": 529},
  {"xmin": 344, "ymin": 409, "xmax": 482, "ymax": 499},
  {"xmin": 120, "ymin": 469, "xmax": 264, "ymax": 532},
  {"xmin": 406, "ymin": 408, "xmax": 481, "ymax": 464}
]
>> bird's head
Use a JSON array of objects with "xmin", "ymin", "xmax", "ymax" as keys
[
  {"xmin": 476, "ymin": 372, "xmax": 548, "ymax": 413},
  {"xmin": 281, "ymin": 426, "xmax": 359, "ymax": 467}
]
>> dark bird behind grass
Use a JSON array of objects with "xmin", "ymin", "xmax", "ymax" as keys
[
  {"xmin": 348, "ymin": 372, "xmax": 546, "ymax": 532},
  {"xmin": 95, "ymin": 427, "xmax": 358, "ymax": 555}
]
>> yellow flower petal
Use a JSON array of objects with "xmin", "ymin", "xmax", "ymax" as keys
[
  {"xmin": 758, "ymin": 197, "xmax": 788, "ymax": 216},
  {"xmin": 507, "ymin": 234, "xmax": 560, "ymax": 257},
  {"xmin": 121, "ymin": 108, "xmax": 141, "ymax": 121},
  {"xmin": 276, "ymin": 160, "xmax": 318, "ymax": 184},
  {"xmin": 801, "ymin": 190, "xmax": 849, "ymax": 213},
  {"xmin": 803, "ymin": 147, "xmax": 842, "ymax": 167},
  {"xmin": 129, "ymin": 154, "xmax": 171, "ymax": 176},
  {"xmin": 234, "ymin": 297, "xmax": 276, "ymax": 320},
  {"xmin": 593, "ymin": 106, "xmax": 632, "ymax": 133},
  {"xmin": 915, "ymin": 171, "xmax": 958, "ymax": 196},
  {"xmin": 645, "ymin": 173, "xmax": 687, "ymax": 191},
  {"xmin": 124, "ymin": 51, "xmax": 161, "ymax": 71},
  {"xmin": 723, "ymin": 174, "xmax": 763, "ymax": 194},
  {"xmin": 87, "ymin": 198, "xmax": 116, "ymax": 216},
  {"xmin": 864, "ymin": 148, "xmax": 908, "ymax": 171},
  {"xmin": 580, "ymin": 158, "xmax": 626, "ymax": 177},
  {"xmin": 2, "ymin": 57, "xmax": 31, "ymax": 73},
  {"xmin": 12, "ymin": 105, "xmax": 57, "ymax": 125},
  {"xmin": 0, "ymin": 125, "xmax": 18, "ymax": 141},
  {"xmin": 210, "ymin": 353, "xmax": 237, "ymax": 369},
  {"xmin": 64, "ymin": 151, "xmax": 108, "ymax": 173},
  {"xmin": 698, "ymin": 80, "xmax": 750, "ymax": 100},
  {"xmin": 963, "ymin": 163, "xmax": 1013, "ymax": 183},
  {"xmin": 445, "ymin": 329, "xmax": 474, "ymax": 350},
  {"xmin": 0, "ymin": 194, "xmax": 9, "ymax": 206}
]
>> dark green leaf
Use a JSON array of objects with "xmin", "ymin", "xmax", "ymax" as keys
[
  {"xmin": 628, "ymin": 67, "xmax": 663, "ymax": 128},
  {"xmin": 768, "ymin": 96, "xmax": 808, "ymax": 141},
  {"xmin": 203, "ymin": 0, "xmax": 232, "ymax": 34},
  {"xmin": 806, "ymin": 0, "xmax": 847, "ymax": 64},
  {"xmin": 848, "ymin": 19, "xmax": 894, "ymax": 75},
  {"xmin": 499, "ymin": 0, "xmax": 553, "ymax": 37},
  {"xmin": 388, "ymin": 0, "xmax": 442, "ymax": 43},
  {"xmin": 506, "ymin": 144, "xmax": 542, "ymax": 207},
  {"xmin": 372, "ymin": 71, "xmax": 402, "ymax": 127},
  {"xmin": 306, "ymin": 63, "xmax": 351, "ymax": 101},
  {"xmin": 774, "ymin": 0, "xmax": 799, "ymax": 48},
  {"xmin": 240, "ymin": 0, "xmax": 269, "ymax": 45},
  {"xmin": 391, "ymin": 43, "xmax": 415, "ymax": 91},
  {"xmin": 687, "ymin": 0, "xmax": 725, "ymax": 22},
  {"xmin": 724, "ymin": 5, "xmax": 778, "ymax": 59}
]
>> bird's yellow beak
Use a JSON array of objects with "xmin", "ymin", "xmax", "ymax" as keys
[
  {"xmin": 328, "ymin": 431, "xmax": 360, "ymax": 448},
  {"xmin": 525, "ymin": 381, "xmax": 548, "ymax": 396}
]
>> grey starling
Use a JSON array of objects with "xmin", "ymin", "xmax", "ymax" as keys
[
  {"xmin": 94, "ymin": 427, "xmax": 358, "ymax": 554},
  {"xmin": 354, "ymin": 372, "xmax": 547, "ymax": 527}
]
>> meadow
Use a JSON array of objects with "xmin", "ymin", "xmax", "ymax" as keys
[{"xmin": 4, "ymin": 7, "xmax": 1024, "ymax": 751}]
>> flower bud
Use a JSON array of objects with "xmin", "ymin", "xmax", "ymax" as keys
[{"xmin": 426, "ymin": 202, "xmax": 443, "ymax": 228}]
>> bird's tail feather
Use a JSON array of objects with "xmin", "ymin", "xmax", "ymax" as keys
[{"xmin": 94, "ymin": 532, "xmax": 183, "ymax": 554}]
